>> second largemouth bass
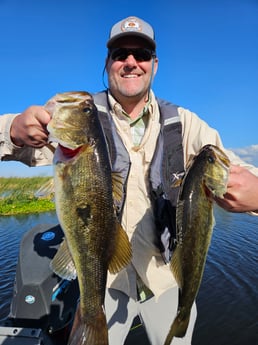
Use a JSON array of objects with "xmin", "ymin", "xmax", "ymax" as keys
[{"xmin": 164, "ymin": 144, "xmax": 230, "ymax": 345}]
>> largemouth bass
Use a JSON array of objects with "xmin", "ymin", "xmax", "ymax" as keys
[
  {"xmin": 45, "ymin": 91, "xmax": 132, "ymax": 345},
  {"xmin": 164, "ymin": 144, "xmax": 230, "ymax": 345}
]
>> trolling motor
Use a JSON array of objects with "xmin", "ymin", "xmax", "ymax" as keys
[{"xmin": 0, "ymin": 223, "xmax": 79, "ymax": 345}]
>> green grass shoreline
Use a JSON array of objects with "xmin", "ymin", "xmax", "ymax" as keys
[{"xmin": 0, "ymin": 177, "xmax": 55, "ymax": 216}]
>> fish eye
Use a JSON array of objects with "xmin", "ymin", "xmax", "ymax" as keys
[
  {"xmin": 207, "ymin": 155, "xmax": 215, "ymax": 164},
  {"xmin": 83, "ymin": 107, "xmax": 92, "ymax": 114}
]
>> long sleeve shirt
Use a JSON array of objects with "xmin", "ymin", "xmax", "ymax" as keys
[{"xmin": 1, "ymin": 91, "xmax": 257, "ymax": 299}]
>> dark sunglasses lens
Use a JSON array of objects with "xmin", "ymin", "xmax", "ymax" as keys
[
  {"xmin": 111, "ymin": 49, "xmax": 128, "ymax": 61},
  {"xmin": 134, "ymin": 49, "xmax": 152, "ymax": 61},
  {"xmin": 111, "ymin": 48, "xmax": 153, "ymax": 61}
]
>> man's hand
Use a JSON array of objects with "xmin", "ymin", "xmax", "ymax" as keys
[
  {"xmin": 215, "ymin": 165, "xmax": 258, "ymax": 213},
  {"xmin": 10, "ymin": 106, "xmax": 51, "ymax": 148}
]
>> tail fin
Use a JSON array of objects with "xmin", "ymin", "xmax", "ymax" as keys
[
  {"xmin": 164, "ymin": 313, "xmax": 190, "ymax": 345},
  {"xmin": 68, "ymin": 305, "xmax": 108, "ymax": 345}
]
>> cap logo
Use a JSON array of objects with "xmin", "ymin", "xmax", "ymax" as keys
[{"xmin": 121, "ymin": 18, "xmax": 142, "ymax": 33}]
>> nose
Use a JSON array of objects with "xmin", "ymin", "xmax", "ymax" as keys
[{"xmin": 124, "ymin": 53, "xmax": 137, "ymax": 65}]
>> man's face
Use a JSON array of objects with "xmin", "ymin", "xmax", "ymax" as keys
[{"xmin": 106, "ymin": 37, "xmax": 158, "ymax": 104}]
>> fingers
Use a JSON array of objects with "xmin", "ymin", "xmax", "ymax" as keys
[
  {"xmin": 226, "ymin": 164, "xmax": 242, "ymax": 188},
  {"xmin": 215, "ymin": 165, "xmax": 258, "ymax": 212},
  {"xmin": 10, "ymin": 106, "xmax": 51, "ymax": 147}
]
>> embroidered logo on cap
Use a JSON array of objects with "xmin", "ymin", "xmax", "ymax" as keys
[{"xmin": 121, "ymin": 18, "xmax": 142, "ymax": 32}]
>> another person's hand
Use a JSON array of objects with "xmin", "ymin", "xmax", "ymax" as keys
[
  {"xmin": 215, "ymin": 164, "xmax": 258, "ymax": 213},
  {"xmin": 10, "ymin": 106, "xmax": 51, "ymax": 148}
]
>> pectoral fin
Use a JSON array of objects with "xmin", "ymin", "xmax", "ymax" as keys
[
  {"xmin": 108, "ymin": 222, "xmax": 132, "ymax": 274},
  {"xmin": 50, "ymin": 238, "xmax": 77, "ymax": 280},
  {"xmin": 112, "ymin": 172, "xmax": 124, "ymax": 206}
]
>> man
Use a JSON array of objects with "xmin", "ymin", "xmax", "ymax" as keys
[{"xmin": 0, "ymin": 16, "xmax": 258, "ymax": 345}]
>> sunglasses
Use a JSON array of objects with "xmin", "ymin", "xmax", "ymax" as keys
[{"xmin": 109, "ymin": 48, "xmax": 156, "ymax": 62}]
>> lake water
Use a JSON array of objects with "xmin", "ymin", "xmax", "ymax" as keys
[{"xmin": 0, "ymin": 208, "xmax": 257, "ymax": 345}]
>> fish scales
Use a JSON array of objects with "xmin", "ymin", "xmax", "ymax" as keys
[
  {"xmin": 54, "ymin": 143, "xmax": 113, "ymax": 315},
  {"xmin": 164, "ymin": 144, "xmax": 230, "ymax": 345},
  {"xmin": 46, "ymin": 91, "xmax": 132, "ymax": 345}
]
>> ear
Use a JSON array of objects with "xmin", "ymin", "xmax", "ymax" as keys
[
  {"xmin": 105, "ymin": 56, "xmax": 111, "ymax": 71},
  {"xmin": 153, "ymin": 57, "xmax": 159, "ymax": 76}
]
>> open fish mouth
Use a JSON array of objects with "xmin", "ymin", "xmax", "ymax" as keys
[
  {"xmin": 203, "ymin": 145, "xmax": 230, "ymax": 198},
  {"xmin": 205, "ymin": 169, "xmax": 229, "ymax": 198},
  {"xmin": 46, "ymin": 91, "xmax": 96, "ymax": 149},
  {"xmin": 51, "ymin": 91, "xmax": 93, "ymax": 103}
]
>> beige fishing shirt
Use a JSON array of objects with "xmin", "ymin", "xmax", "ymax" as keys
[{"xmin": 1, "ymin": 90, "xmax": 258, "ymax": 300}]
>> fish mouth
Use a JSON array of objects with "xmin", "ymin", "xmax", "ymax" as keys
[
  {"xmin": 202, "ymin": 145, "xmax": 230, "ymax": 198},
  {"xmin": 217, "ymin": 156, "xmax": 230, "ymax": 174},
  {"xmin": 47, "ymin": 120, "xmax": 83, "ymax": 144},
  {"xmin": 213, "ymin": 146, "xmax": 230, "ymax": 170},
  {"xmin": 205, "ymin": 162, "xmax": 230, "ymax": 197},
  {"xmin": 54, "ymin": 91, "xmax": 92, "ymax": 103},
  {"xmin": 45, "ymin": 91, "xmax": 94, "ymax": 119},
  {"xmin": 48, "ymin": 119, "xmax": 82, "ymax": 130}
]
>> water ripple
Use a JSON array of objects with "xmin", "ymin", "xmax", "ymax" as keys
[{"xmin": 193, "ymin": 207, "xmax": 258, "ymax": 345}]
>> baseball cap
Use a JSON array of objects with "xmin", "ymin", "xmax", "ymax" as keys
[{"xmin": 107, "ymin": 16, "xmax": 156, "ymax": 50}]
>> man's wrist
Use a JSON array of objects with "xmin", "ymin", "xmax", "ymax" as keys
[{"xmin": 10, "ymin": 115, "xmax": 24, "ymax": 147}]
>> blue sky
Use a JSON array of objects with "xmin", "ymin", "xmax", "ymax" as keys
[{"xmin": 0, "ymin": 0, "xmax": 257, "ymax": 177}]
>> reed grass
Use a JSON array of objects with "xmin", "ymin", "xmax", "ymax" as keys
[{"xmin": 0, "ymin": 177, "xmax": 55, "ymax": 215}]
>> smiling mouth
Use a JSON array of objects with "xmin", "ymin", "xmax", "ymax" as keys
[{"xmin": 122, "ymin": 74, "xmax": 140, "ymax": 78}]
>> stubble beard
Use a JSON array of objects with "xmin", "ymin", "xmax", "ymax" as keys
[{"xmin": 109, "ymin": 77, "xmax": 150, "ymax": 103}]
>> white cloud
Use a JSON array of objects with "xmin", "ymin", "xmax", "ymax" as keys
[{"xmin": 229, "ymin": 144, "xmax": 258, "ymax": 166}]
